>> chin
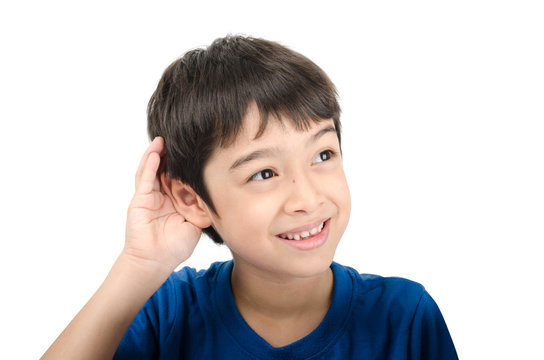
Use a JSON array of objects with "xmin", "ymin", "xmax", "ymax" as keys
[{"xmin": 280, "ymin": 250, "xmax": 338, "ymax": 279}]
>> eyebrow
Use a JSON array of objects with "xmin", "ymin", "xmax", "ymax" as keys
[{"xmin": 228, "ymin": 124, "xmax": 337, "ymax": 171}]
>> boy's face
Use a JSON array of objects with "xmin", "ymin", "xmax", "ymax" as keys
[{"xmin": 202, "ymin": 103, "xmax": 351, "ymax": 279}]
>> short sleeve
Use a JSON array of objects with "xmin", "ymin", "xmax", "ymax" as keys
[
  {"xmin": 409, "ymin": 291, "xmax": 458, "ymax": 360},
  {"xmin": 113, "ymin": 297, "xmax": 159, "ymax": 359},
  {"xmin": 113, "ymin": 275, "xmax": 180, "ymax": 360}
]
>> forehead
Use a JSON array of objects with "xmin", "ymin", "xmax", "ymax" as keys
[
  {"xmin": 223, "ymin": 102, "xmax": 332, "ymax": 149},
  {"xmin": 238, "ymin": 103, "xmax": 282, "ymax": 144},
  {"xmin": 206, "ymin": 109, "xmax": 335, "ymax": 173}
]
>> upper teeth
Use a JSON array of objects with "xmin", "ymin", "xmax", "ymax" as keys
[{"xmin": 279, "ymin": 222, "xmax": 325, "ymax": 241}]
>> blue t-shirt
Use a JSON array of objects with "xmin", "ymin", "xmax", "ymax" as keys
[{"xmin": 115, "ymin": 261, "xmax": 457, "ymax": 359}]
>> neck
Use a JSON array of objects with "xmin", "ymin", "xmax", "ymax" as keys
[{"xmin": 230, "ymin": 258, "xmax": 334, "ymax": 320}]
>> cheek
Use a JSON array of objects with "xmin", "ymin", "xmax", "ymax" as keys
[
  {"xmin": 214, "ymin": 194, "xmax": 283, "ymax": 264},
  {"xmin": 212, "ymin": 190, "xmax": 281, "ymax": 240},
  {"xmin": 324, "ymin": 169, "xmax": 351, "ymax": 202},
  {"xmin": 340, "ymin": 177, "xmax": 351, "ymax": 212},
  {"xmin": 326, "ymin": 172, "xmax": 351, "ymax": 222}
]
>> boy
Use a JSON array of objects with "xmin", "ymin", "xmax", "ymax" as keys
[{"xmin": 43, "ymin": 35, "xmax": 457, "ymax": 359}]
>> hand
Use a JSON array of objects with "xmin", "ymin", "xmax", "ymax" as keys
[{"xmin": 123, "ymin": 137, "xmax": 201, "ymax": 274}]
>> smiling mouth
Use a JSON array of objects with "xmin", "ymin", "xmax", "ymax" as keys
[{"xmin": 277, "ymin": 220, "xmax": 328, "ymax": 241}]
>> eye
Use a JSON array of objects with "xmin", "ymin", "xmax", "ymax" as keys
[
  {"xmin": 249, "ymin": 169, "xmax": 277, "ymax": 181},
  {"xmin": 312, "ymin": 150, "xmax": 335, "ymax": 164}
]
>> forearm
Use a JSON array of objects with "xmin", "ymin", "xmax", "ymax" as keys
[{"xmin": 41, "ymin": 253, "xmax": 172, "ymax": 360}]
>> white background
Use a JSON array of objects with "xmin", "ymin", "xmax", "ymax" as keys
[{"xmin": 1, "ymin": 1, "xmax": 543, "ymax": 358}]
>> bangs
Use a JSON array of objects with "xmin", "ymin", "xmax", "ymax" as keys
[
  {"xmin": 204, "ymin": 36, "xmax": 341, "ymax": 147},
  {"xmin": 146, "ymin": 35, "xmax": 342, "ymax": 244}
]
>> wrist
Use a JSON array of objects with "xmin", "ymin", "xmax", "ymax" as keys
[
  {"xmin": 113, "ymin": 252, "xmax": 175, "ymax": 292},
  {"xmin": 118, "ymin": 249, "xmax": 175, "ymax": 281}
]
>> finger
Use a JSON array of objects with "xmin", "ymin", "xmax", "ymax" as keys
[
  {"xmin": 150, "ymin": 136, "xmax": 165, "ymax": 155},
  {"xmin": 135, "ymin": 150, "xmax": 161, "ymax": 195},
  {"xmin": 135, "ymin": 137, "xmax": 164, "ymax": 189}
]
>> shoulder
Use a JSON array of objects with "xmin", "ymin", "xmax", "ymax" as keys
[
  {"xmin": 331, "ymin": 263, "xmax": 458, "ymax": 358},
  {"xmin": 167, "ymin": 260, "xmax": 227, "ymax": 286},
  {"xmin": 140, "ymin": 260, "xmax": 230, "ymax": 319},
  {"xmin": 158, "ymin": 260, "xmax": 229, "ymax": 299},
  {"xmin": 334, "ymin": 263, "xmax": 429, "ymax": 316},
  {"xmin": 115, "ymin": 261, "xmax": 231, "ymax": 358},
  {"xmin": 336, "ymin": 262, "xmax": 426, "ymax": 296}
]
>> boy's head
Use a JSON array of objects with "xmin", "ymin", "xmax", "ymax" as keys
[{"xmin": 148, "ymin": 35, "xmax": 342, "ymax": 245}]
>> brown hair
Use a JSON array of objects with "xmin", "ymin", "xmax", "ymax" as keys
[{"xmin": 147, "ymin": 35, "xmax": 341, "ymax": 244}]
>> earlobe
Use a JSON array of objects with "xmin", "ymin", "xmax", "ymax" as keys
[{"xmin": 160, "ymin": 173, "xmax": 213, "ymax": 229}]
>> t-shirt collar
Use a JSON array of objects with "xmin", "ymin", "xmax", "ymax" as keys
[{"xmin": 214, "ymin": 260, "xmax": 354, "ymax": 359}]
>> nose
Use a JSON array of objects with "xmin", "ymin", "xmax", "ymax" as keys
[{"xmin": 283, "ymin": 170, "xmax": 324, "ymax": 215}]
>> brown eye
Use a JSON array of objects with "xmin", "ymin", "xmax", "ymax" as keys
[
  {"xmin": 250, "ymin": 169, "xmax": 276, "ymax": 181},
  {"xmin": 313, "ymin": 150, "xmax": 334, "ymax": 164}
]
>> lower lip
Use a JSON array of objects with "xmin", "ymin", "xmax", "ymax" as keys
[{"xmin": 277, "ymin": 219, "xmax": 330, "ymax": 251}]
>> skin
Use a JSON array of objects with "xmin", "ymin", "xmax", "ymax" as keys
[
  {"xmin": 42, "ymin": 103, "xmax": 351, "ymax": 357},
  {"xmin": 198, "ymin": 103, "xmax": 351, "ymax": 346},
  {"xmin": 42, "ymin": 137, "xmax": 203, "ymax": 359},
  {"xmin": 203, "ymin": 104, "xmax": 350, "ymax": 280}
]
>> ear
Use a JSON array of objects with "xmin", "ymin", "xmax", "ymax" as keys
[{"xmin": 160, "ymin": 172, "xmax": 213, "ymax": 229}]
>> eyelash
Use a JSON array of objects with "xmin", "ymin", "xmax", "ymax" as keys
[
  {"xmin": 314, "ymin": 149, "xmax": 336, "ymax": 163},
  {"xmin": 248, "ymin": 149, "xmax": 337, "ymax": 182},
  {"xmin": 249, "ymin": 169, "xmax": 276, "ymax": 181}
]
